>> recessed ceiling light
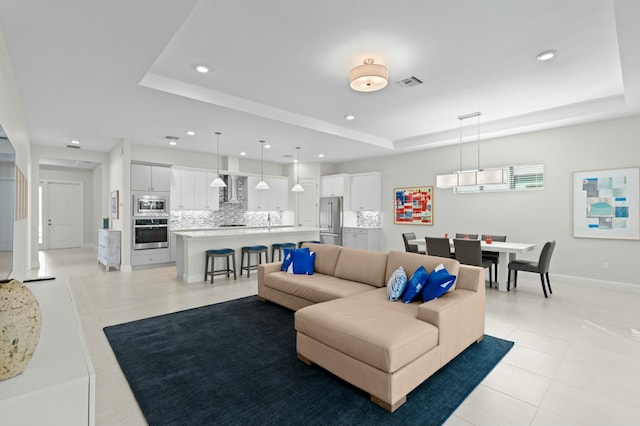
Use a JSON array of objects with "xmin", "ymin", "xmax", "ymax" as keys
[
  {"xmin": 318, "ymin": 154, "xmax": 325, "ymax": 158},
  {"xmin": 265, "ymin": 144, "xmax": 271, "ymax": 149},
  {"xmin": 536, "ymin": 50, "xmax": 556, "ymax": 61},
  {"xmin": 186, "ymin": 130, "xmax": 195, "ymax": 136},
  {"xmin": 194, "ymin": 65, "xmax": 209, "ymax": 73},
  {"xmin": 169, "ymin": 141, "xmax": 177, "ymax": 146},
  {"xmin": 71, "ymin": 140, "xmax": 80, "ymax": 144},
  {"xmin": 240, "ymin": 152, "xmax": 246, "ymax": 156},
  {"xmin": 345, "ymin": 115, "xmax": 355, "ymax": 120}
]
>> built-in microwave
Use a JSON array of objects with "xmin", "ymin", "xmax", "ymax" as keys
[{"xmin": 133, "ymin": 194, "xmax": 168, "ymax": 216}]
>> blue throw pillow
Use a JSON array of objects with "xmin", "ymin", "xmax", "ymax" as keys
[
  {"xmin": 282, "ymin": 247, "xmax": 309, "ymax": 272},
  {"xmin": 421, "ymin": 264, "xmax": 457, "ymax": 302},
  {"xmin": 292, "ymin": 250, "xmax": 316, "ymax": 275},
  {"xmin": 402, "ymin": 266, "xmax": 429, "ymax": 303},
  {"xmin": 386, "ymin": 266, "xmax": 408, "ymax": 301}
]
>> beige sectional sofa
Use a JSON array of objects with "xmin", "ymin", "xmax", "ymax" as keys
[{"xmin": 257, "ymin": 243, "xmax": 485, "ymax": 412}]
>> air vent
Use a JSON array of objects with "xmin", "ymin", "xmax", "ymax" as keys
[
  {"xmin": 66, "ymin": 144, "xmax": 80, "ymax": 149},
  {"xmin": 395, "ymin": 76, "xmax": 423, "ymax": 88},
  {"xmin": 165, "ymin": 136, "xmax": 180, "ymax": 141}
]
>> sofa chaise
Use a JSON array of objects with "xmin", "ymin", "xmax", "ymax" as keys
[{"xmin": 257, "ymin": 243, "xmax": 485, "ymax": 412}]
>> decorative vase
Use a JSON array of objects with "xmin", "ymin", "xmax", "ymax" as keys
[
  {"xmin": 486, "ymin": 235, "xmax": 493, "ymax": 244},
  {"xmin": 0, "ymin": 279, "xmax": 42, "ymax": 381}
]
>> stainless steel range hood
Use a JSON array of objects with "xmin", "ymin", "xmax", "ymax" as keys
[{"xmin": 223, "ymin": 175, "xmax": 240, "ymax": 203}]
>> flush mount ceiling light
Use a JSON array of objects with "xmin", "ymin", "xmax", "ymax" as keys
[
  {"xmin": 349, "ymin": 58, "xmax": 388, "ymax": 92},
  {"xmin": 255, "ymin": 140, "xmax": 270, "ymax": 190},
  {"xmin": 536, "ymin": 50, "xmax": 556, "ymax": 61},
  {"xmin": 291, "ymin": 147, "xmax": 304, "ymax": 192},
  {"xmin": 210, "ymin": 131, "xmax": 227, "ymax": 188}
]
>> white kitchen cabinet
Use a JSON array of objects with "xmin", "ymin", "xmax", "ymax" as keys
[
  {"xmin": 170, "ymin": 232, "xmax": 177, "ymax": 262},
  {"xmin": 131, "ymin": 248, "xmax": 171, "ymax": 267},
  {"xmin": 350, "ymin": 172, "xmax": 381, "ymax": 211},
  {"xmin": 247, "ymin": 176, "xmax": 269, "ymax": 211},
  {"xmin": 97, "ymin": 229, "xmax": 120, "ymax": 271},
  {"xmin": 342, "ymin": 227, "xmax": 380, "ymax": 251},
  {"xmin": 321, "ymin": 174, "xmax": 349, "ymax": 197},
  {"xmin": 171, "ymin": 168, "xmax": 220, "ymax": 211},
  {"xmin": 268, "ymin": 177, "xmax": 289, "ymax": 210},
  {"xmin": 131, "ymin": 163, "xmax": 171, "ymax": 192},
  {"xmin": 247, "ymin": 176, "xmax": 288, "ymax": 211}
]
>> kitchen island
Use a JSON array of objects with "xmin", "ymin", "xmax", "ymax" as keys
[{"xmin": 174, "ymin": 226, "xmax": 320, "ymax": 283}]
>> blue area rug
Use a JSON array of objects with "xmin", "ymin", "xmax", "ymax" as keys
[{"xmin": 104, "ymin": 296, "xmax": 513, "ymax": 426}]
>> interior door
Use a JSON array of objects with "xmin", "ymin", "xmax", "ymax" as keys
[
  {"xmin": 297, "ymin": 178, "xmax": 318, "ymax": 228},
  {"xmin": 47, "ymin": 182, "xmax": 82, "ymax": 249}
]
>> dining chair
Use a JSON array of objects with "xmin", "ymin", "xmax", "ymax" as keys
[
  {"xmin": 425, "ymin": 236, "xmax": 453, "ymax": 258},
  {"xmin": 402, "ymin": 232, "xmax": 425, "ymax": 254},
  {"xmin": 455, "ymin": 233, "xmax": 478, "ymax": 239},
  {"xmin": 453, "ymin": 238, "xmax": 493, "ymax": 286},
  {"xmin": 481, "ymin": 234, "xmax": 507, "ymax": 282},
  {"xmin": 507, "ymin": 240, "xmax": 556, "ymax": 298}
]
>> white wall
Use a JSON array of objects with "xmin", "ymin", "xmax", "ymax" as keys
[
  {"xmin": 0, "ymin": 25, "xmax": 31, "ymax": 279},
  {"xmin": 335, "ymin": 115, "xmax": 640, "ymax": 286}
]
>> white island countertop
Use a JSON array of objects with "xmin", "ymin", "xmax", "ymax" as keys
[
  {"xmin": 174, "ymin": 226, "xmax": 320, "ymax": 283},
  {"xmin": 174, "ymin": 226, "xmax": 319, "ymax": 239}
]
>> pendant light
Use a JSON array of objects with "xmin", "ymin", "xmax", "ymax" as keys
[
  {"xmin": 255, "ymin": 140, "xmax": 270, "ymax": 190},
  {"xmin": 291, "ymin": 146, "xmax": 304, "ymax": 192},
  {"xmin": 209, "ymin": 131, "xmax": 227, "ymax": 187}
]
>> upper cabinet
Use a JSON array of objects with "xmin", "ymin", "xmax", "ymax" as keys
[
  {"xmin": 350, "ymin": 173, "xmax": 381, "ymax": 211},
  {"xmin": 170, "ymin": 168, "xmax": 219, "ymax": 211},
  {"xmin": 247, "ymin": 176, "xmax": 289, "ymax": 211},
  {"xmin": 131, "ymin": 163, "xmax": 171, "ymax": 192},
  {"xmin": 320, "ymin": 174, "xmax": 350, "ymax": 197}
]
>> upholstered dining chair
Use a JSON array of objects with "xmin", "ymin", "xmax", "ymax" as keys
[
  {"xmin": 455, "ymin": 233, "xmax": 478, "ymax": 239},
  {"xmin": 402, "ymin": 232, "xmax": 425, "ymax": 254},
  {"xmin": 453, "ymin": 238, "xmax": 493, "ymax": 286},
  {"xmin": 507, "ymin": 240, "xmax": 556, "ymax": 298},
  {"xmin": 481, "ymin": 234, "xmax": 507, "ymax": 283},
  {"xmin": 425, "ymin": 236, "xmax": 453, "ymax": 259}
]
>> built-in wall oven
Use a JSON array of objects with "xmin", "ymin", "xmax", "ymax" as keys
[
  {"xmin": 133, "ymin": 218, "xmax": 169, "ymax": 250},
  {"xmin": 133, "ymin": 194, "xmax": 168, "ymax": 216}
]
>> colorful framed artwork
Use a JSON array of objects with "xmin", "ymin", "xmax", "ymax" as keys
[
  {"xmin": 394, "ymin": 186, "xmax": 433, "ymax": 225},
  {"xmin": 572, "ymin": 167, "xmax": 639, "ymax": 239},
  {"xmin": 111, "ymin": 190, "xmax": 119, "ymax": 219}
]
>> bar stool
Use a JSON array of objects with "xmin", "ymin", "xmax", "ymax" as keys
[
  {"xmin": 204, "ymin": 248, "xmax": 236, "ymax": 283},
  {"xmin": 240, "ymin": 245, "xmax": 269, "ymax": 278},
  {"xmin": 298, "ymin": 240, "xmax": 321, "ymax": 248},
  {"xmin": 271, "ymin": 242, "xmax": 296, "ymax": 261}
]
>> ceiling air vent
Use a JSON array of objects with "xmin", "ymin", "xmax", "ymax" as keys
[
  {"xmin": 395, "ymin": 76, "xmax": 423, "ymax": 88},
  {"xmin": 66, "ymin": 144, "xmax": 80, "ymax": 149},
  {"xmin": 165, "ymin": 136, "xmax": 180, "ymax": 141}
]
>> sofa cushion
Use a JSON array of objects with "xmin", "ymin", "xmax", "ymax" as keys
[
  {"xmin": 264, "ymin": 271, "xmax": 376, "ymax": 303},
  {"xmin": 291, "ymin": 250, "xmax": 316, "ymax": 275},
  {"xmin": 386, "ymin": 266, "xmax": 407, "ymax": 301},
  {"xmin": 402, "ymin": 265, "xmax": 429, "ymax": 303},
  {"xmin": 282, "ymin": 247, "xmax": 309, "ymax": 272},
  {"xmin": 421, "ymin": 264, "xmax": 457, "ymax": 302},
  {"xmin": 386, "ymin": 251, "xmax": 460, "ymax": 291},
  {"xmin": 295, "ymin": 297, "xmax": 439, "ymax": 373},
  {"xmin": 301, "ymin": 243, "xmax": 341, "ymax": 276},
  {"xmin": 334, "ymin": 247, "xmax": 388, "ymax": 288}
]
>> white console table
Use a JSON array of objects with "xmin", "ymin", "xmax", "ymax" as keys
[
  {"xmin": 0, "ymin": 276, "xmax": 95, "ymax": 425},
  {"xmin": 98, "ymin": 229, "xmax": 121, "ymax": 271}
]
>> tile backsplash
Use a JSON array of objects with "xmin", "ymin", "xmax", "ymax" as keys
[
  {"xmin": 170, "ymin": 207, "xmax": 282, "ymax": 230},
  {"xmin": 356, "ymin": 211, "xmax": 381, "ymax": 228}
]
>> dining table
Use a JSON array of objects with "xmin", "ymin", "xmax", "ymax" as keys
[{"xmin": 409, "ymin": 238, "xmax": 535, "ymax": 292}]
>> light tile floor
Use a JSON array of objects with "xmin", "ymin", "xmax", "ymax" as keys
[{"xmin": 33, "ymin": 248, "xmax": 640, "ymax": 426}]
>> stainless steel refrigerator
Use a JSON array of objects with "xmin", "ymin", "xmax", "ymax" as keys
[{"xmin": 319, "ymin": 196, "xmax": 343, "ymax": 246}]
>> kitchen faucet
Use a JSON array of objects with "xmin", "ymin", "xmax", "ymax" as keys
[{"xmin": 267, "ymin": 212, "xmax": 271, "ymax": 230}]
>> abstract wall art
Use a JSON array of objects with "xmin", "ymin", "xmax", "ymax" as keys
[
  {"xmin": 394, "ymin": 186, "xmax": 433, "ymax": 225},
  {"xmin": 573, "ymin": 167, "xmax": 639, "ymax": 239}
]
